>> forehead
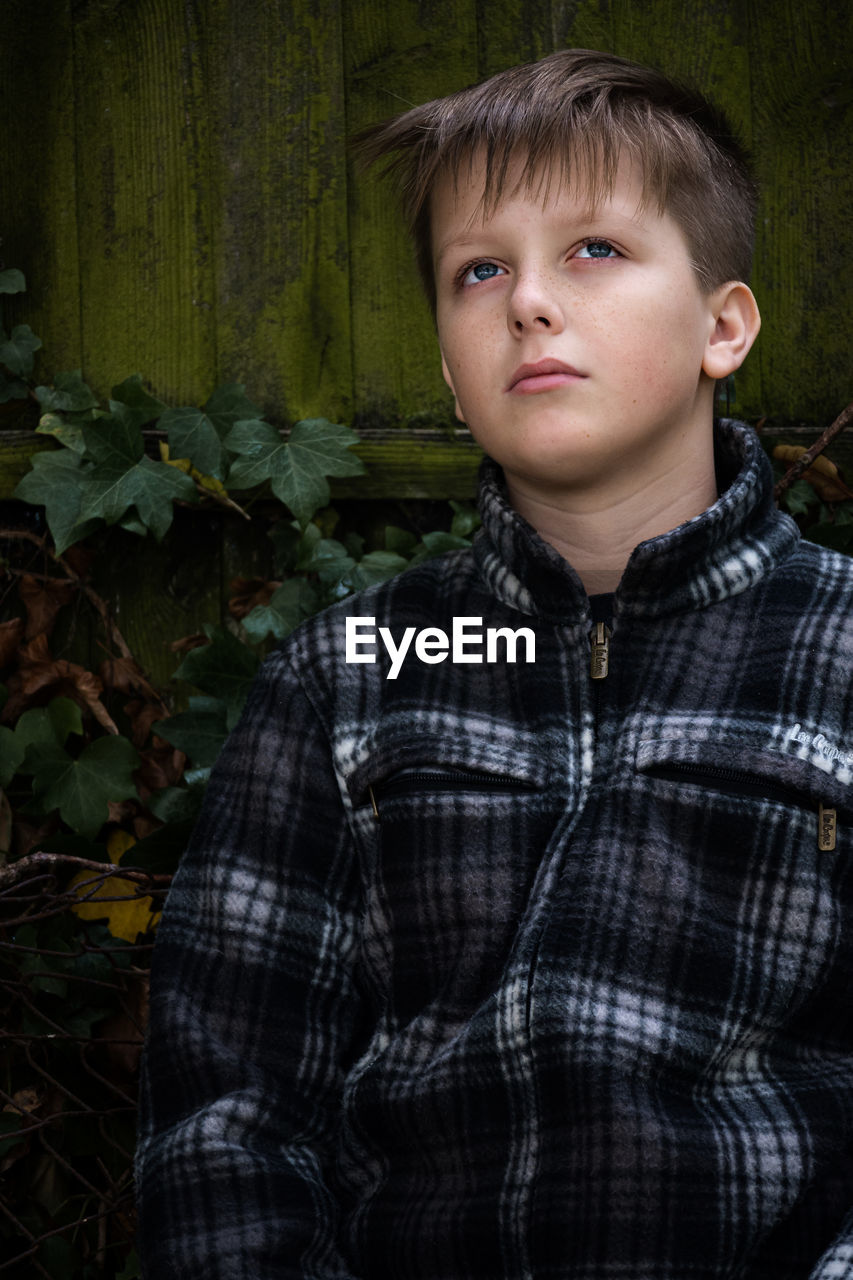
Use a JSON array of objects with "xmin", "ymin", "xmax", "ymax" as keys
[{"xmin": 430, "ymin": 149, "xmax": 655, "ymax": 257}]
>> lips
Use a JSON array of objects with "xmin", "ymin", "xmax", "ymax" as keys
[{"xmin": 506, "ymin": 359, "xmax": 586, "ymax": 394}]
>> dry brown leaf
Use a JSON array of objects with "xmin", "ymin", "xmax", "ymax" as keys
[
  {"xmin": 18, "ymin": 574, "xmax": 75, "ymax": 640},
  {"xmin": 135, "ymin": 742, "xmax": 186, "ymax": 796},
  {"xmin": 228, "ymin": 577, "xmax": 280, "ymax": 620},
  {"xmin": 0, "ymin": 617, "xmax": 24, "ymax": 668},
  {"xmin": 3, "ymin": 634, "xmax": 117, "ymax": 731},
  {"xmin": 123, "ymin": 697, "xmax": 165, "ymax": 748},
  {"xmin": 169, "ymin": 632, "xmax": 209, "ymax": 654}
]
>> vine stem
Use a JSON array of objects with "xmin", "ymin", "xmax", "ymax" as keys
[{"xmin": 774, "ymin": 399, "xmax": 853, "ymax": 500}]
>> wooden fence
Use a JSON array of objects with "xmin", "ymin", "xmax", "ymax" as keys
[{"xmin": 2, "ymin": 0, "xmax": 852, "ymax": 430}]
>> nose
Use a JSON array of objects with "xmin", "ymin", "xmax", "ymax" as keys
[{"xmin": 507, "ymin": 267, "xmax": 565, "ymax": 337}]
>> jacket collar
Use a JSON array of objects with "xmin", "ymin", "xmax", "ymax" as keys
[{"xmin": 473, "ymin": 420, "xmax": 800, "ymax": 624}]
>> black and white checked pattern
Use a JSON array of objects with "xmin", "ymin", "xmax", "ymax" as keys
[{"xmin": 137, "ymin": 422, "xmax": 853, "ymax": 1278}]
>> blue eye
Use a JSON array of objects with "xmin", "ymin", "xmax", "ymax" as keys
[
  {"xmin": 576, "ymin": 240, "xmax": 618, "ymax": 259},
  {"xmin": 462, "ymin": 261, "xmax": 504, "ymax": 285}
]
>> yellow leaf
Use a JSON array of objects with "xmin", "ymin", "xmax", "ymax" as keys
[
  {"xmin": 773, "ymin": 444, "xmax": 853, "ymax": 502},
  {"xmin": 70, "ymin": 829, "xmax": 160, "ymax": 942},
  {"xmin": 158, "ymin": 441, "xmax": 192, "ymax": 473}
]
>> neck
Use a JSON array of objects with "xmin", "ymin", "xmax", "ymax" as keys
[{"xmin": 506, "ymin": 439, "xmax": 719, "ymax": 596}]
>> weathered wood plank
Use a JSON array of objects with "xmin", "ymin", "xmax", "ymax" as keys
[
  {"xmin": 746, "ymin": 0, "xmax": 853, "ymax": 424},
  {"xmin": 343, "ymin": 0, "xmax": 479, "ymax": 426},
  {"xmin": 201, "ymin": 0, "xmax": 353, "ymax": 423},
  {"xmin": 0, "ymin": 0, "xmax": 82, "ymax": 377},
  {"xmin": 71, "ymin": 0, "xmax": 217, "ymax": 403}
]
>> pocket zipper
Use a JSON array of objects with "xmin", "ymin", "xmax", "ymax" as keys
[
  {"xmin": 646, "ymin": 761, "xmax": 840, "ymax": 851},
  {"xmin": 367, "ymin": 768, "xmax": 536, "ymax": 822}
]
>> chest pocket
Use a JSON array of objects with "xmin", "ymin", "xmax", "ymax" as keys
[
  {"xmin": 634, "ymin": 734, "xmax": 852, "ymax": 1040},
  {"xmin": 349, "ymin": 735, "xmax": 562, "ymax": 1027}
]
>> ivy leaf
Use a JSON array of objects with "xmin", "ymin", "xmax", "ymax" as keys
[
  {"xmin": 109, "ymin": 374, "xmax": 167, "ymax": 428},
  {"xmin": 225, "ymin": 417, "xmax": 365, "ymax": 525},
  {"xmin": 35, "ymin": 370, "xmax": 99, "ymax": 413},
  {"xmin": 154, "ymin": 697, "xmax": 229, "ymax": 767},
  {"xmin": 384, "ymin": 525, "xmax": 419, "ymax": 557},
  {"xmin": 174, "ymin": 625, "xmax": 259, "ymax": 726},
  {"xmin": 242, "ymin": 577, "xmax": 319, "ymax": 641},
  {"xmin": 159, "ymin": 405, "xmax": 229, "ymax": 480},
  {"xmin": 82, "ymin": 413, "xmax": 144, "ymax": 466},
  {"xmin": 14, "ymin": 698, "xmax": 83, "ymax": 764},
  {"xmin": 28, "ymin": 735, "xmax": 140, "ymax": 840},
  {"xmin": 14, "ymin": 449, "xmax": 101, "ymax": 553},
  {"xmin": 345, "ymin": 550, "xmax": 409, "ymax": 591},
  {"xmin": 0, "ymin": 267, "xmax": 25, "ymax": 293},
  {"xmin": 78, "ymin": 455, "xmax": 197, "ymax": 540},
  {"xmin": 410, "ymin": 530, "xmax": 473, "ymax": 563},
  {"xmin": 0, "ymin": 727, "xmax": 24, "ymax": 787},
  {"xmin": 0, "ymin": 324, "xmax": 41, "ymax": 376},
  {"xmin": 37, "ymin": 411, "xmax": 88, "ymax": 454},
  {"xmin": 204, "ymin": 383, "xmax": 263, "ymax": 435},
  {"xmin": 449, "ymin": 501, "xmax": 481, "ymax": 539}
]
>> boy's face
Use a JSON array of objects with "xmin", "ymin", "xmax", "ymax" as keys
[{"xmin": 432, "ymin": 154, "xmax": 730, "ymax": 503}]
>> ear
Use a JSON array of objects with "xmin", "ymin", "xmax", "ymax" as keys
[
  {"xmin": 702, "ymin": 281, "xmax": 761, "ymax": 380},
  {"xmin": 440, "ymin": 351, "xmax": 467, "ymax": 424}
]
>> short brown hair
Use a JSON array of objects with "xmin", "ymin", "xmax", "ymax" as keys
[{"xmin": 356, "ymin": 49, "xmax": 757, "ymax": 312}]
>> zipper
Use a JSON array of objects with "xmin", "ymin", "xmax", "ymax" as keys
[
  {"xmin": 367, "ymin": 768, "xmax": 536, "ymax": 822},
  {"xmin": 589, "ymin": 621, "xmax": 611, "ymax": 680},
  {"xmin": 645, "ymin": 761, "xmax": 841, "ymax": 851}
]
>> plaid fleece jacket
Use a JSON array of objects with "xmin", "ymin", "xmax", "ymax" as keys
[{"xmin": 137, "ymin": 421, "xmax": 853, "ymax": 1279}]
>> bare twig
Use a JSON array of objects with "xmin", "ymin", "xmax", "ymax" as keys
[
  {"xmin": 0, "ymin": 850, "xmax": 171, "ymax": 890},
  {"xmin": 774, "ymin": 400, "xmax": 853, "ymax": 500}
]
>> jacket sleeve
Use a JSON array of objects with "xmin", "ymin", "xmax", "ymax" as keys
[
  {"xmin": 135, "ymin": 648, "xmax": 365, "ymax": 1278},
  {"xmin": 808, "ymin": 1211, "xmax": 853, "ymax": 1279}
]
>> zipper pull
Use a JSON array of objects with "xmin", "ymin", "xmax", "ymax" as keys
[
  {"xmin": 590, "ymin": 621, "xmax": 611, "ymax": 680},
  {"xmin": 818, "ymin": 803, "xmax": 836, "ymax": 852},
  {"xmin": 368, "ymin": 784, "xmax": 380, "ymax": 822}
]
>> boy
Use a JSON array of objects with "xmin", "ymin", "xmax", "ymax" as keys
[{"xmin": 136, "ymin": 50, "xmax": 853, "ymax": 1278}]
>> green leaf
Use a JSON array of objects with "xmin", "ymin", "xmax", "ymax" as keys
[
  {"xmin": 174, "ymin": 625, "xmax": 259, "ymax": 726},
  {"xmin": 14, "ymin": 448, "xmax": 101, "ymax": 553},
  {"xmin": 37, "ymin": 411, "xmax": 88, "ymax": 453},
  {"xmin": 0, "ymin": 267, "xmax": 25, "ymax": 293},
  {"xmin": 226, "ymin": 417, "xmax": 365, "ymax": 524},
  {"xmin": 204, "ymin": 382, "xmax": 263, "ymax": 435},
  {"xmin": 110, "ymin": 373, "xmax": 168, "ymax": 427},
  {"xmin": 78, "ymin": 454, "xmax": 197, "ymax": 540},
  {"xmin": 0, "ymin": 726, "xmax": 24, "ymax": 787},
  {"xmin": 144, "ymin": 784, "xmax": 205, "ymax": 826},
  {"xmin": 0, "ymin": 324, "xmax": 41, "ymax": 376},
  {"xmin": 449, "ymin": 500, "xmax": 481, "ymax": 539},
  {"xmin": 121, "ymin": 818, "xmax": 194, "ymax": 873},
  {"xmin": 82, "ymin": 412, "xmax": 144, "ymax": 466},
  {"xmin": 28, "ymin": 735, "xmax": 140, "ymax": 840},
  {"xmin": 384, "ymin": 525, "xmax": 419, "ymax": 557},
  {"xmin": 160, "ymin": 405, "xmax": 228, "ymax": 479},
  {"xmin": 154, "ymin": 700, "xmax": 229, "ymax": 766},
  {"xmin": 410, "ymin": 530, "xmax": 472, "ymax": 563},
  {"xmin": 345, "ymin": 549, "xmax": 409, "ymax": 591},
  {"xmin": 243, "ymin": 577, "xmax": 319, "ymax": 641},
  {"xmin": 35, "ymin": 369, "xmax": 99, "ymax": 412},
  {"xmin": 14, "ymin": 697, "xmax": 83, "ymax": 765},
  {"xmin": 780, "ymin": 478, "xmax": 816, "ymax": 517}
]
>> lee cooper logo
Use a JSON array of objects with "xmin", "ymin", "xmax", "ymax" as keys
[
  {"xmin": 788, "ymin": 722, "xmax": 853, "ymax": 768},
  {"xmin": 346, "ymin": 616, "xmax": 536, "ymax": 680}
]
